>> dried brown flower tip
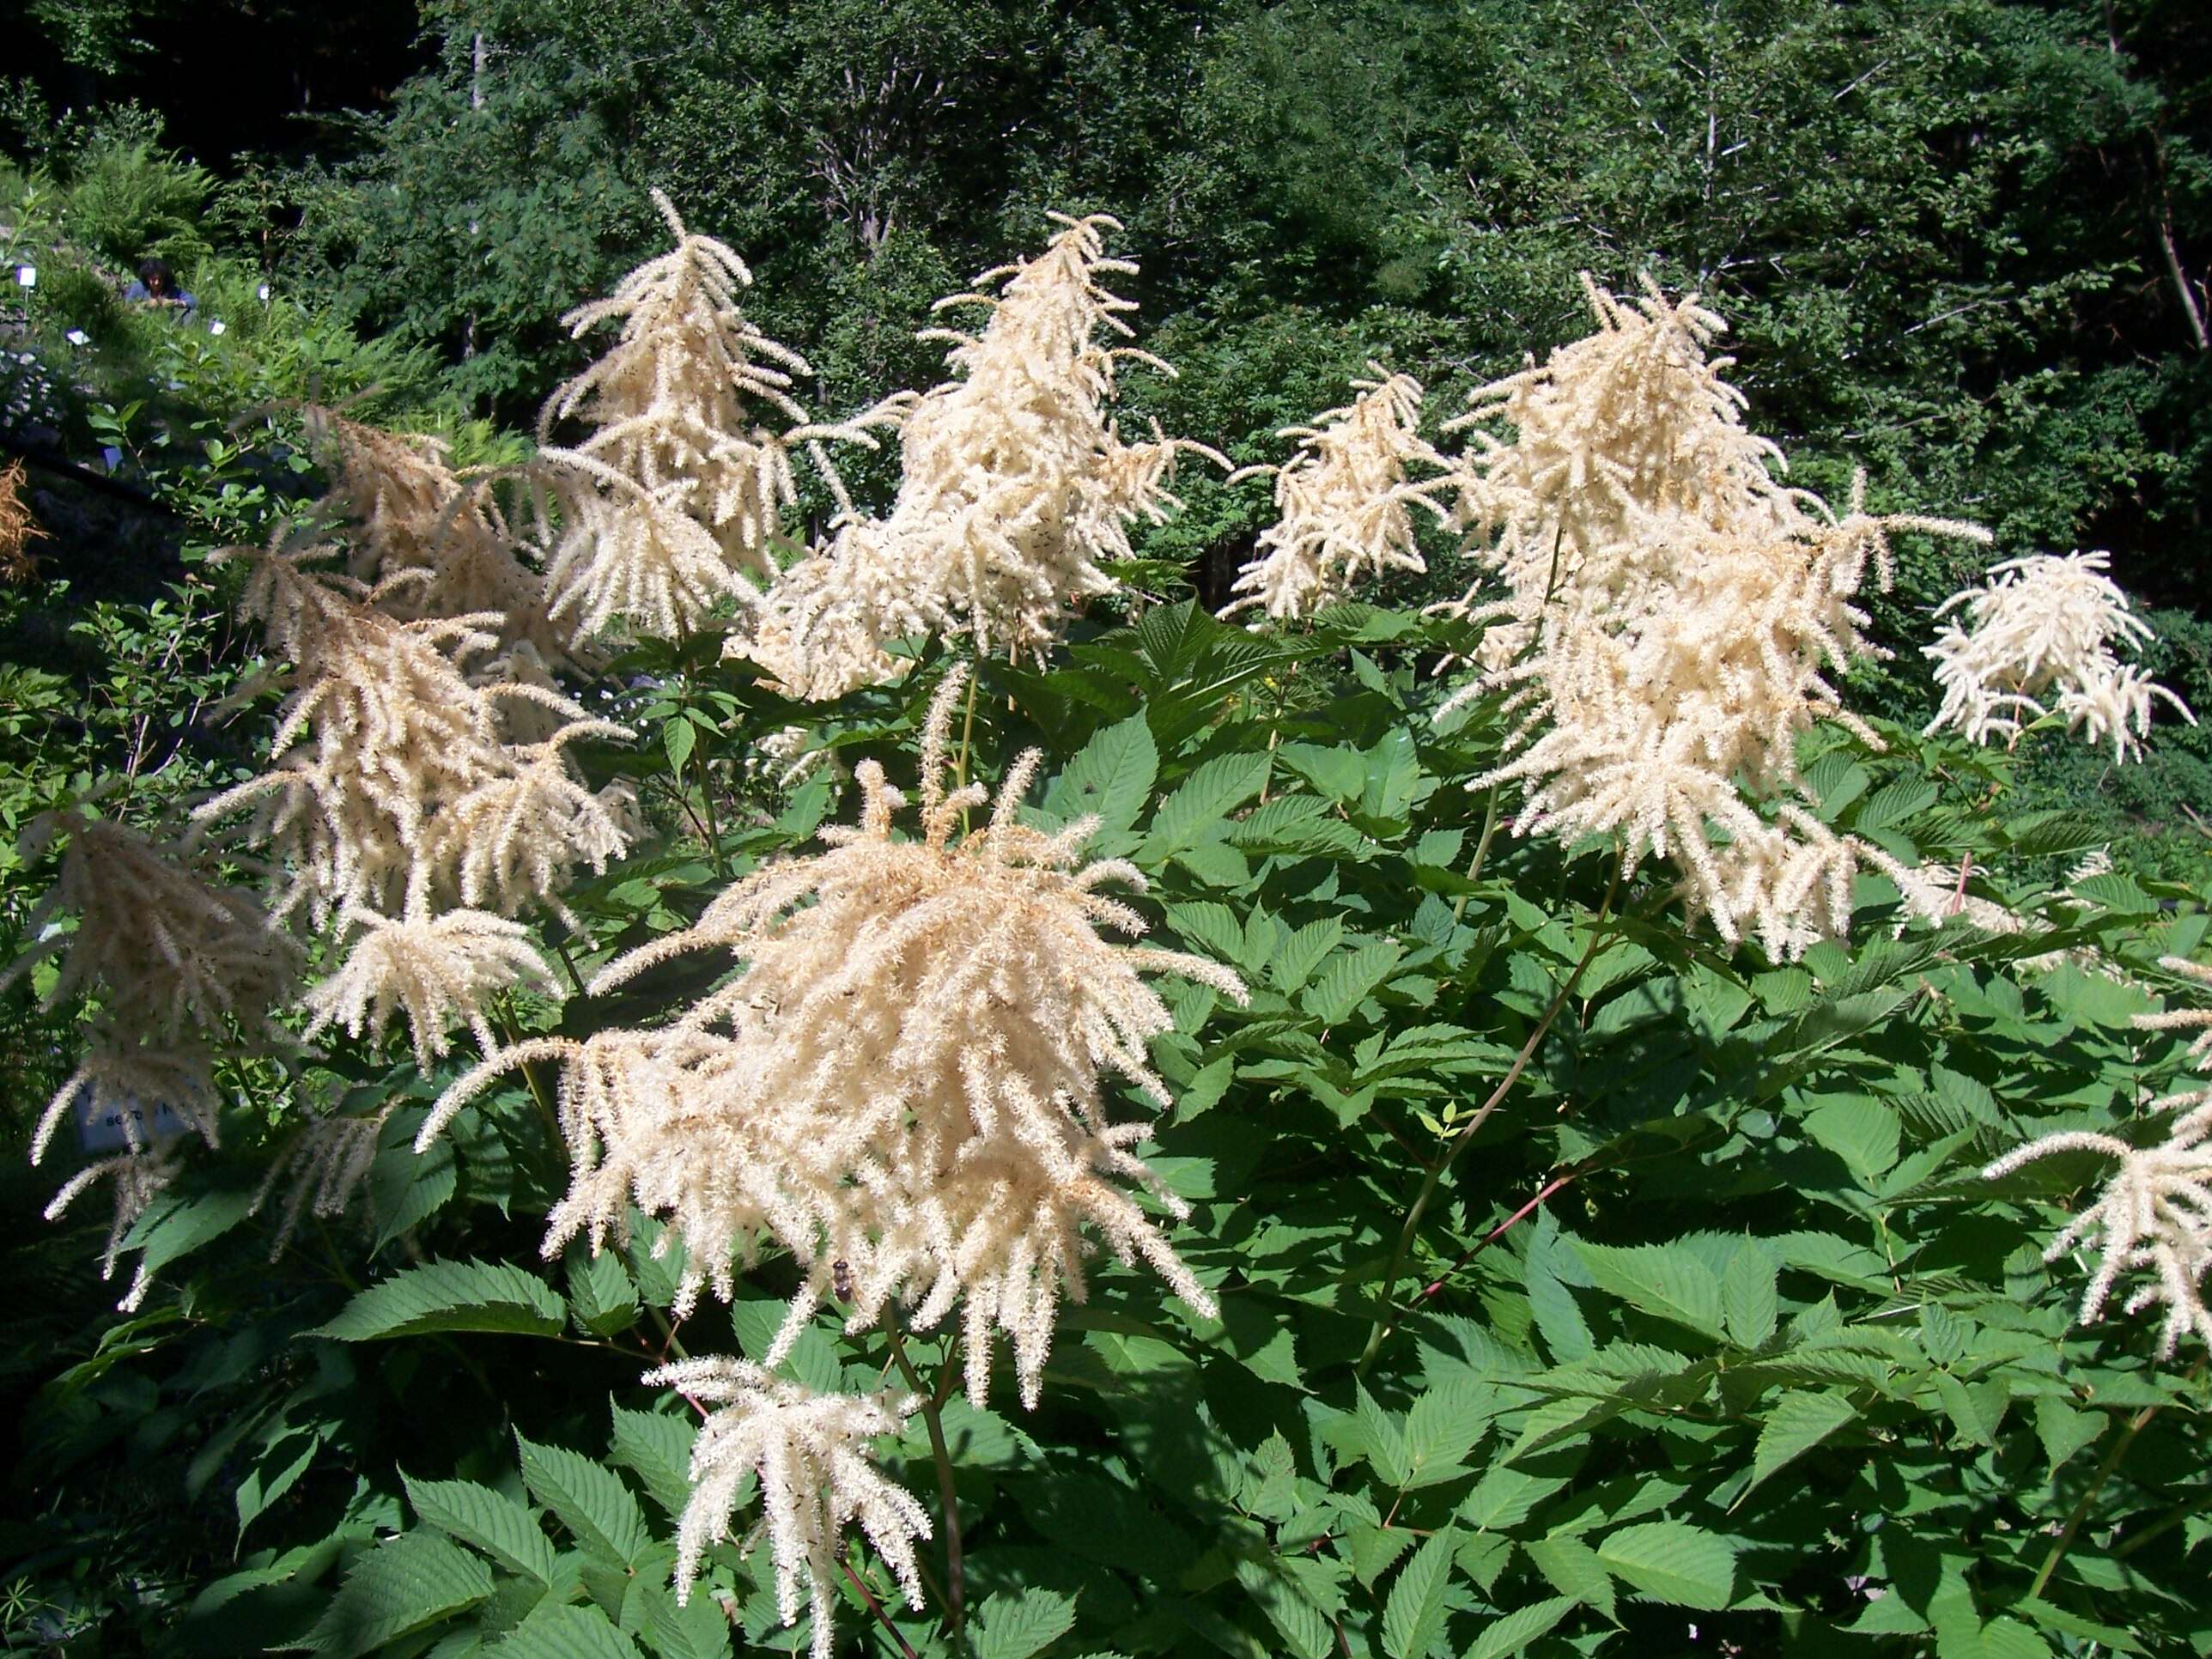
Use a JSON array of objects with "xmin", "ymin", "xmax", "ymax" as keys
[{"xmin": 0, "ymin": 458, "xmax": 46, "ymax": 583}]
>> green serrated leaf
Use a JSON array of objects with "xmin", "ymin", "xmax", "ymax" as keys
[
  {"xmin": 565, "ymin": 1251, "xmax": 640, "ymax": 1338},
  {"xmin": 1142, "ymin": 750, "xmax": 1271, "ymax": 857},
  {"xmin": 1463, "ymin": 1595, "xmax": 1575, "ymax": 1659},
  {"xmin": 1722, "ymin": 1248, "xmax": 1778, "ymax": 1349},
  {"xmin": 305, "ymin": 1532, "xmax": 494, "ymax": 1657},
  {"xmin": 492, "ymin": 1601, "xmax": 644, "ymax": 1658},
  {"xmin": 405, "ymin": 1474, "xmax": 560, "ymax": 1584},
  {"xmin": 1595, "ymin": 1521, "xmax": 1736, "ymax": 1609},
  {"xmin": 1045, "ymin": 711, "xmax": 1158, "ymax": 839},
  {"xmin": 608, "ymin": 1404, "xmax": 696, "ymax": 1520},
  {"xmin": 1303, "ymin": 939, "xmax": 1403, "ymax": 1024},
  {"xmin": 1525, "ymin": 1534, "xmax": 1616, "ymax": 1624},
  {"xmin": 1382, "ymin": 1527, "xmax": 1457, "ymax": 1659},
  {"xmin": 1233, "ymin": 1558, "xmax": 1333, "ymax": 1659},
  {"xmin": 1401, "ymin": 1382, "xmax": 1490, "ymax": 1490},
  {"xmin": 516, "ymin": 1432, "xmax": 649, "ymax": 1567},
  {"xmin": 1270, "ymin": 916, "xmax": 1346, "ymax": 993},
  {"xmin": 973, "ymin": 1586, "xmax": 1078, "ymax": 1659},
  {"xmin": 1573, "ymin": 1241, "xmax": 1725, "ymax": 1341},
  {"xmin": 663, "ymin": 718, "xmax": 696, "ymax": 774},
  {"xmin": 311, "ymin": 1259, "xmax": 566, "ymax": 1342},
  {"xmin": 1745, "ymin": 1391, "xmax": 1858, "ymax": 1498}
]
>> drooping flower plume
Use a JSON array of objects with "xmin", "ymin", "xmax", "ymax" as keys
[
  {"xmin": 1923, "ymin": 550, "xmax": 2192, "ymax": 761},
  {"xmin": 646, "ymin": 1358, "xmax": 929, "ymax": 1659},
  {"xmin": 1985, "ymin": 955, "xmax": 2212, "ymax": 1360},
  {"xmin": 432, "ymin": 665, "xmax": 1247, "ymax": 1407},
  {"xmin": 1432, "ymin": 276, "xmax": 1989, "ymax": 958},
  {"xmin": 303, "ymin": 902, "xmax": 558, "ymax": 1073},
  {"xmin": 192, "ymin": 535, "xmax": 630, "ymax": 927},
  {"xmin": 534, "ymin": 190, "xmax": 891, "ymax": 641},
  {"xmin": 1222, "ymin": 365, "xmax": 1452, "ymax": 623},
  {"xmin": 749, "ymin": 214, "xmax": 1220, "ymax": 695},
  {"xmin": 3, "ymin": 809, "xmax": 291, "ymax": 1309}
]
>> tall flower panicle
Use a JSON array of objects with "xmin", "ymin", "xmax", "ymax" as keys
[
  {"xmin": 3, "ymin": 809, "xmax": 290, "ymax": 1309},
  {"xmin": 437, "ymin": 665, "xmax": 1247, "ymax": 1407},
  {"xmin": 193, "ymin": 536, "xmax": 629, "ymax": 927},
  {"xmin": 645, "ymin": 1358, "xmax": 928, "ymax": 1659},
  {"xmin": 301, "ymin": 405, "xmax": 561, "ymax": 656},
  {"xmin": 1223, "ymin": 366, "xmax": 1452, "ymax": 623},
  {"xmin": 535, "ymin": 190, "xmax": 892, "ymax": 641},
  {"xmin": 1432, "ymin": 276, "xmax": 1988, "ymax": 958},
  {"xmin": 1923, "ymin": 550, "xmax": 2192, "ymax": 761},
  {"xmin": 749, "ymin": 214, "xmax": 1220, "ymax": 695}
]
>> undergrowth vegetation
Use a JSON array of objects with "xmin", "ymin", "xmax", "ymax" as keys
[{"xmin": 4, "ymin": 190, "xmax": 2212, "ymax": 1659}]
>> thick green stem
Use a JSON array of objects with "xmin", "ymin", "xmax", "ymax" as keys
[
  {"xmin": 884, "ymin": 1323, "xmax": 964, "ymax": 1642},
  {"xmin": 1358, "ymin": 857, "xmax": 1620, "ymax": 1373}
]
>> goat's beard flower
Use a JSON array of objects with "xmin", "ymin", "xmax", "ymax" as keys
[
  {"xmin": 1985, "ymin": 955, "xmax": 2212, "ymax": 1360},
  {"xmin": 4, "ymin": 810, "xmax": 295, "ymax": 1048},
  {"xmin": 645, "ymin": 1358, "xmax": 928, "ymax": 1659},
  {"xmin": 435, "ymin": 665, "xmax": 1247, "ymax": 1408},
  {"xmin": 193, "ymin": 538, "xmax": 630, "ymax": 927},
  {"xmin": 304, "ymin": 902, "xmax": 559, "ymax": 1073},
  {"xmin": 1923, "ymin": 550, "xmax": 2193, "ymax": 761},
  {"xmin": 748, "ymin": 214, "xmax": 1220, "ymax": 694},
  {"xmin": 1433, "ymin": 276, "xmax": 1987, "ymax": 958},
  {"xmin": 533, "ymin": 191, "xmax": 890, "ymax": 643},
  {"xmin": 298, "ymin": 405, "xmax": 562, "ymax": 658},
  {"xmin": 4, "ymin": 811, "xmax": 294, "ymax": 1309},
  {"xmin": 1223, "ymin": 366, "xmax": 1452, "ymax": 623}
]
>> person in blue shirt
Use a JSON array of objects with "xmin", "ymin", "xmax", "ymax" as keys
[{"xmin": 124, "ymin": 258, "xmax": 196, "ymax": 317}]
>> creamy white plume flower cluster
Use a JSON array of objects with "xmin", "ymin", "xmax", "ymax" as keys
[
  {"xmin": 1431, "ymin": 276, "xmax": 1989, "ymax": 958},
  {"xmin": 1923, "ymin": 550, "xmax": 2193, "ymax": 761},
  {"xmin": 302, "ymin": 903, "xmax": 558, "ymax": 1073},
  {"xmin": 1985, "ymin": 957, "xmax": 2212, "ymax": 1358},
  {"xmin": 425, "ymin": 665, "xmax": 1247, "ymax": 1410},
  {"xmin": 644, "ymin": 1358, "xmax": 929, "ymax": 1659},
  {"xmin": 535, "ymin": 191, "xmax": 892, "ymax": 642},
  {"xmin": 748, "ymin": 215, "xmax": 1219, "ymax": 697},
  {"xmin": 300, "ymin": 405, "xmax": 562, "ymax": 658},
  {"xmin": 3, "ymin": 809, "xmax": 296, "ymax": 1309},
  {"xmin": 1222, "ymin": 366, "xmax": 1452, "ymax": 623},
  {"xmin": 192, "ymin": 537, "xmax": 631, "ymax": 935}
]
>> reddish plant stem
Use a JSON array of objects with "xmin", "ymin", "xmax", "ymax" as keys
[
  {"xmin": 1419, "ymin": 1164, "xmax": 1588, "ymax": 1300},
  {"xmin": 841, "ymin": 1547, "xmax": 921, "ymax": 1659}
]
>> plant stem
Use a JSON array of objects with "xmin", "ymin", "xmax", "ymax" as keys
[
  {"xmin": 840, "ymin": 1546, "xmax": 921, "ymax": 1659},
  {"xmin": 2029, "ymin": 1356, "xmax": 2205, "ymax": 1598},
  {"xmin": 551, "ymin": 937, "xmax": 588, "ymax": 998},
  {"xmin": 1452, "ymin": 785, "xmax": 1502, "ymax": 921},
  {"xmin": 884, "ymin": 1323, "xmax": 964, "ymax": 1642},
  {"xmin": 1357, "ymin": 857, "xmax": 1620, "ymax": 1373}
]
